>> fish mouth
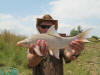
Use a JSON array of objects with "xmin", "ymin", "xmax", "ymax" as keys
[
  {"xmin": 17, "ymin": 42, "xmax": 23, "ymax": 47},
  {"xmin": 17, "ymin": 40, "xmax": 29, "ymax": 48}
]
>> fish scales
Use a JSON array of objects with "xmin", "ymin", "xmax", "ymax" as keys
[
  {"xmin": 29, "ymin": 34, "xmax": 71, "ymax": 50},
  {"xmin": 17, "ymin": 25, "xmax": 91, "ymax": 59}
]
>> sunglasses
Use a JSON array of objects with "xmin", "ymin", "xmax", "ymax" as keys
[{"xmin": 39, "ymin": 25, "xmax": 51, "ymax": 29}]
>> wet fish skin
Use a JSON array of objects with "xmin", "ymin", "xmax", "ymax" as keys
[{"xmin": 17, "ymin": 25, "xmax": 91, "ymax": 59}]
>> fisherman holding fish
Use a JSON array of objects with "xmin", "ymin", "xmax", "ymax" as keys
[{"xmin": 17, "ymin": 14, "xmax": 84, "ymax": 75}]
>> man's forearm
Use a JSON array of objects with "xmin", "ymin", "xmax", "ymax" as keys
[{"xmin": 27, "ymin": 53, "xmax": 43, "ymax": 67}]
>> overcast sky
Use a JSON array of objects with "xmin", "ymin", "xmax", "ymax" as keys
[{"xmin": 0, "ymin": 0, "xmax": 100, "ymax": 37}]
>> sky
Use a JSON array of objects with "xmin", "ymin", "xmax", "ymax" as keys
[{"xmin": 0, "ymin": 0, "xmax": 100, "ymax": 37}]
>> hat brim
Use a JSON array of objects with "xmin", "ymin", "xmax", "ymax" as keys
[{"xmin": 36, "ymin": 18, "xmax": 58, "ymax": 30}]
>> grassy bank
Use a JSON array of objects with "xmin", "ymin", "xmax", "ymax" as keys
[
  {"xmin": 64, "ymin": 41, "xmax": 100, "ymax": 75},
  {"xmin": 0, "ymin": 31, "xmax": 100, "ymax": 75},
  {"xmin": 0, "ymin": 31, "xmax": 31, "ymax": 75}
]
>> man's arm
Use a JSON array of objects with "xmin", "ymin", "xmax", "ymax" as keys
[
  {"xmin": 27, "ymin": 52, "xmax": 43, "ymax": 67},
  {"xmin": 27, "ymin": 40, "xmax": 48, "ymax": 67}
]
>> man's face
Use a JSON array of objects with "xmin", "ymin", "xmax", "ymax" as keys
[{"xmin": 38, "ymin": 21, "xmax": 53, "ymax": 33}]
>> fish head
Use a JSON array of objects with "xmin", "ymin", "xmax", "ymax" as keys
[{"xmin": 17, "ymin": 39, "xmax": 31, "ymax": 47}]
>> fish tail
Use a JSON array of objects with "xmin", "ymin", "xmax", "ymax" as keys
[{"xmin": 75, "ymin": 28, "xmax": 92, "ymax": 42}]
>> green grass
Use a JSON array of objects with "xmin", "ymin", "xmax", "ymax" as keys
[
  {"xmin": 0, "ymin": 31, "xmax": 100, "ymax": 75},
  {"xmin": 64, "ymin": 41, "xmax": 100, "ymax": 75},
  {"xmin": 0, "ymin": 31, "xmax": 31, "ymax": 75}
]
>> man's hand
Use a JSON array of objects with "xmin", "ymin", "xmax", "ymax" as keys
[
  {"xmin": 27, "ymin": 40, "xmax": 48, "ymax": 67},
  {"xmin": 69, "ymin": 39, "xmax": 84, "ymax": 55},
  {"xmin": 64, "ymin": 39, "xmax": 84, "ymax": 62},
  {"xmin": 29, "ymin": 40, "xmax": 48, "ymax": 57}
]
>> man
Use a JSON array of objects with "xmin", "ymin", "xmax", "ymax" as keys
[{"xmin": 27, "ymin": 14, "xmax": 84, "ymax": 75}]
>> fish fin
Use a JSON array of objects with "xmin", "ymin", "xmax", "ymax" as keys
[
  {"xmin": 75, "ymin": 28, "xmax": 92, "ymax": 40},
  {"xmin": 34, "ymin": 45, "xmax": 43, "ymax": 56},
  {"xmin": 49, "ymin": 49, "xmax": 53, "ymax": 56},
  {"xmin": 80, "ymin": 39, "xmax": 90, "ymax": 42},
  {"xmin": 47, "ymin": 25, "xmax": 61, "ymax": 38},
  {"xmin": 52, "ymin": 49, "xmax": 60, "ymax": 59}
]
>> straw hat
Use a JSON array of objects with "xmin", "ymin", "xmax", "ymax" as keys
[{"xmin": 36, "ymin": 14, "xmax": 58, "ymax": 30}]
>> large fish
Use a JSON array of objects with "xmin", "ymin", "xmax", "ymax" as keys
[{"xmin": 17, "ymin": 25, "xmax": 91, "ymax": 59}]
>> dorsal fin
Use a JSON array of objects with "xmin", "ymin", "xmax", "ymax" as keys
[{"xmin": 47, "ymin": 25, "xmax": 61, "ymax": 37}]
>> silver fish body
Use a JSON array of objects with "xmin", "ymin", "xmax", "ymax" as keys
[
  {"xmin": 28, "ymin": 34, "xmax": 74, "ymax": 50},
  {"xmin": 17, "ymin": 25, "xmax": 91, "ymax": 59}
]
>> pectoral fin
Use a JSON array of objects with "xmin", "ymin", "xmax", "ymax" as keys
[
  {"xmin": 34, "ymin": 45, "xmax": 43, "ymax": 56},
  {"xmin": 49, "ymin": 49, "xmax": 53, "ymax": 56},
  {"xmin": 52, "ymin": 49, "xmax": 60, "ymax": 59}
]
